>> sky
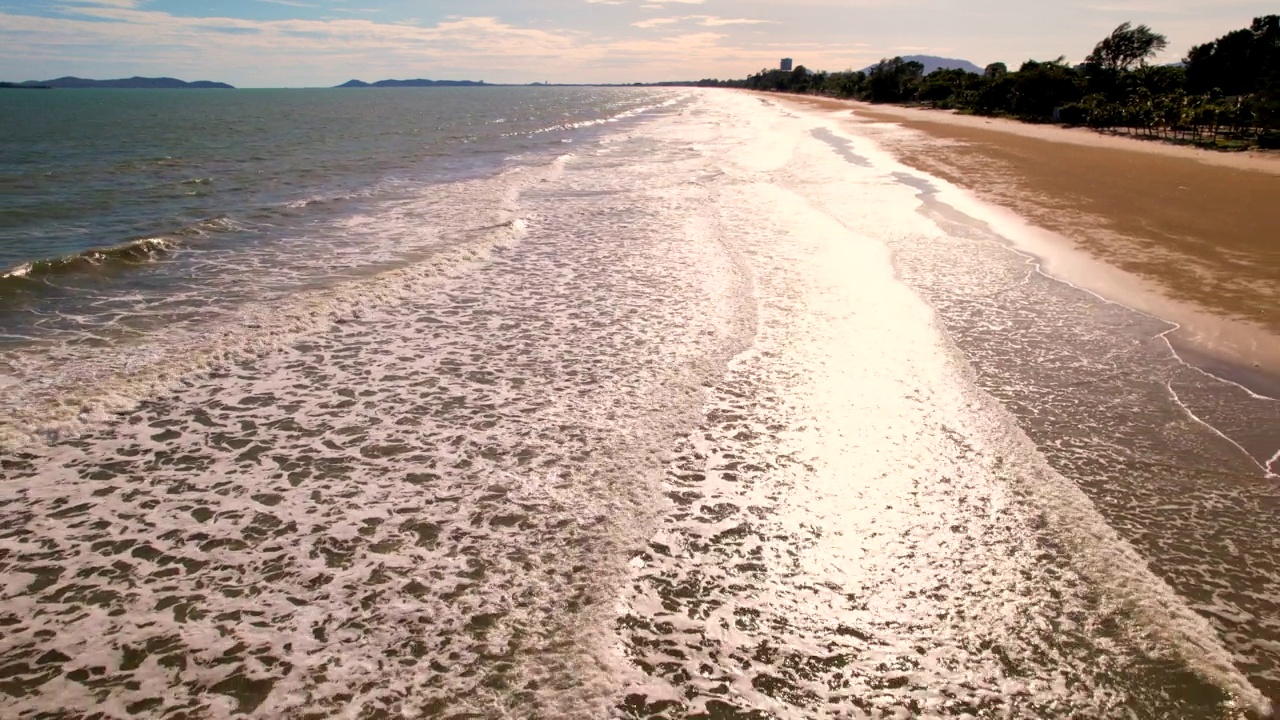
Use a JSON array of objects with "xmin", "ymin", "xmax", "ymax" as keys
[{"xmin": 0, "ymin": 0, "xmax": 1274, "ymax": 87}]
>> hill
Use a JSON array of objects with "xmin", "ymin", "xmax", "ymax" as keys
[
  {"xmin": 10, "ymin": 76, "xmax": 234, "ymax": 89},
  {"xmin": 861, "ymin": 55, "xmax": 984, "ymax": 75},
  {"xmin": 336, "ymin": 78, "xmax": 489, "ymax": 88}
]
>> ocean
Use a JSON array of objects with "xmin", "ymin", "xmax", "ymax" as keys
[{"xmin": 0, "ymin": 87, "xmax": 1277, "ymax": 719}]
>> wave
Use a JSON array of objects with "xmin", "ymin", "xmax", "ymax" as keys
[
  {"xmin": 283, "ymin": 192, "xmax": 362, "ymax": 210},
  {"xmin": 0, "ymin": 217, "xmax": 244, "ymax": 286},
  {"xmin": 0, "ymin": 153, "xmax": 572, "ymax": 451},
  {"xmin": 790, "ymin": 112, "xmax": 1276, "ymax": 714},
  {"xmin": 501, "ymin": 94, "xmax": 687, "ymax": 139},
  {"xmin": 1, "ymin": 236, "xmax": 179, "ymax": 281},
  {"xmin": 891, "ymin": 149, "xmax": 1280, "ymax": 478},
  {"xmin": 0, "ymin": 216, "xmax": 532, "ymax": 451}
]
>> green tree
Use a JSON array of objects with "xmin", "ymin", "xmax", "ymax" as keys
[
  {"xmin": 823, "ymin": 70, "xmax": 867, "ymax": 98},
  {"xmin": 789, "ymin": 66, "xmax": 813, "ymax": 93},
  {"xmin": 866, "ymin": 57, "xmax": 924, "ymax": 103},
  {"xmin": 918, "ymin": 68, "xmax": 979, "ymax": 107},
  {"xmin": 973, "ymin": 72, "xmax": 1016, "ymax": 115},
  {"xmin": 1010, "ymin": 58, "xmax": 1084, "ymax": 120},
  {"xmin": 1078, "ymin": 93, "xmax": 1123, "ymax": 128},
  {"xmin": 1187, "ymin": 29, "xmax": 1257, "ymax": 95},
  {"xmin": 1126, "ymin": 63, "xmax": 1186, "ymax": 96},
  {"xmin": 1185, "ymin": 15, "xmax": 1279, "ymax": 96},
  {"xmin": 725, "ymin": 13, "xmax": 1275, "ymax": 148},
  {"xmin": 1086, "ymin": 22, "xmax": 1169, "ymax": 72}
]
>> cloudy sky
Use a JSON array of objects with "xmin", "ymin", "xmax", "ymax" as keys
[{"xmin": 0, "ymin": 0, "xmax": 1273, "ymax": 86}]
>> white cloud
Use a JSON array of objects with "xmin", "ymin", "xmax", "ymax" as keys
[
  {"xmin": 0, "ymin": 4, "xmax": 780, "ymax": 85},
  {"xmin": 254, "ymin": 0, "xmax": 319, "ymax": 7},
  {"xmin": 586, "ymin": 0, "xmax": 707, "ymax": 4},
  {"xmin": 699, "ymin": 17, "xmax": 770, "ymax": 27},
  {"xmin": 58, "ymin": 0, "xmax": 147, "ymax": 7},
  {"xmin": 632, "ymin": 17, "xmax": 681, "ymax": 28},
  {"xmin": 633, "ymin": 15, "xmax": 771, "ymax": 29}
]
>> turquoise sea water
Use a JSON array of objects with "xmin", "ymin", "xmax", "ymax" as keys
[{"xmin": 0, "ymin": 88, "xmax": 1277, "ymax": 719}]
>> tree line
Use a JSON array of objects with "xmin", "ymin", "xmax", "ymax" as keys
[{"xmin": 702, "ymin": 17, "xmax": 1280, "ymax": 149}]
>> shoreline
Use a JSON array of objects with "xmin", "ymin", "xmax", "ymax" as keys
[
  {"xmin": 773, "ymin": 94, "xmax": 1280, "ymax": 174},
  {"xmin": 762, "ymin": 91, "xmax": 1280, "ymax": 395}
]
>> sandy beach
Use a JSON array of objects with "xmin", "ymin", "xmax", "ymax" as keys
[{"xmin": 770, "ymin": 93, "xmax": 1280, "ymax": 387}]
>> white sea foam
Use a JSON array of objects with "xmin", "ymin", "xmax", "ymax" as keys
[
  {"xmin": 0, "ymin": 89, "xmax": 1271, "ymax": 720},
  {"xmin": 788, "ymin": 96, "xmax": 1275, "ymax": 713},
  {"xmin": 802, "ymin": 105, "xmax": 1280, "ymax": 474},
  {"xmin": 2, "ymin": 262, "xmax": 32, "ymax": 278},
  {"xmin": 0, "ymin": 95, "xmax": 752, "ymax": 718},
  {"xmin": 0, "ymin": 158, "xmax": 563, "ymax": 451},
  {"xmin": 613, "ymin": 91, "xmax": 1270, "ymax": 717}
]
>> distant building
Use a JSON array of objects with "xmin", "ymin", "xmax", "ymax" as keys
[{"xmin": 780, "ymin": 58, "xmax": 793, "ymax": 72}]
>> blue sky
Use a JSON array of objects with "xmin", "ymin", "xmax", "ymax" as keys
[{"xmin": 0, "ymin": 0, "xmax": 1274, "ymax": 86}]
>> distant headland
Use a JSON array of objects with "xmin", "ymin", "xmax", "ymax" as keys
[
  {"xmin": 336, "ymin": 78, "xmax": 488, "ymax": 88},
  {"xmin": 0, "ymin": 77, "xmax": 234, "ymax": 89}
]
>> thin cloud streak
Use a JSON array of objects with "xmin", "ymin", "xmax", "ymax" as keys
[{"xmin": 633, "ymin": 15, "xmax": 770, "ymax": 29}]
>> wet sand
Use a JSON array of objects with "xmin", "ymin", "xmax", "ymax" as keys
[{"xmin": 767, "ymin": 93, "xmax": 1280, "ymax": 388}]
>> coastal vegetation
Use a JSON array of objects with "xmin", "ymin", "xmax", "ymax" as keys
[{"xmin": 724, "ymin": 16, "xmax": 1280, "ymax": 150}]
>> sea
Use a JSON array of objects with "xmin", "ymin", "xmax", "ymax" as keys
[{"xmin": 0, "ymin": 87, "xmax": 1278, "ymax": 719}]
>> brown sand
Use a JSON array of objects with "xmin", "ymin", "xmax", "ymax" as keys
[{"xmin": 769, "ymin": 93, "xmax": 1280, "ymax": 379}]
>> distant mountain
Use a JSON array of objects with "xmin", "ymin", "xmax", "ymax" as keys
[
  {"xmin": 861, "ymin": 56, "xmax": 984, "ymax": 75},
  {"xmin": 336, "ymin": 78, "xmax": 489, "ymax": 88},
  {"xmin": 9, "ymin": 76, "xmax": 234, "ymax": 89}
]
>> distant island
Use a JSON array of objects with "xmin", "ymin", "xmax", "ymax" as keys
[
  {"xmin": 336, "ymin": 78, "xmax": 488, "ymax": 88},
  {"xmin": 1, "ymin": 76, "xmax": 234, "ymax": 89}
]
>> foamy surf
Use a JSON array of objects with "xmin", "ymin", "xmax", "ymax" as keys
[
  {"xmin": 1, "ymin": 87, "xmax": 1275, "ymax": 719},
  {"xmin": 613, "ymin": 92, "xmax": 1270, "ymax": 718},
  {"xmin": 769, "ymin": 94, "xmax": 1277, "ymax": 713},
  {"xmin": 811, "ymin": 100, "xmax": 1280, "ymax": 476},
  {"xmin": 0, "ymin": 236, "xmax": 179, "ymax": 280},
  {"xmin": 0, "ymin": 157, "xmax": 570, "ymax": 452}
]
